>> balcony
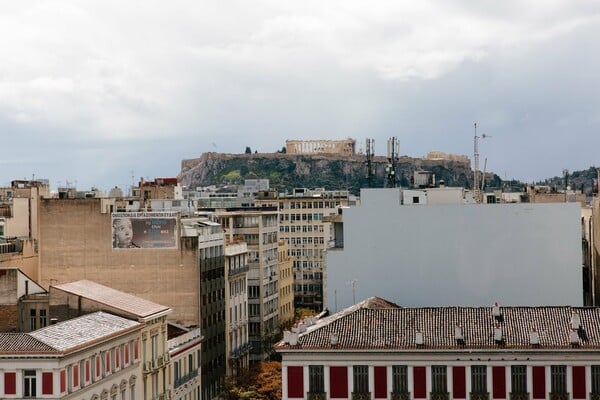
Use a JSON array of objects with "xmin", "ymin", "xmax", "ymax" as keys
[
  {"xmin": 229, "ymin": 342, "xmax": 252, "ymax": 359},
  {"xmin": 307, "ymin": 392, "xmax": 327, "ymax": 400},
  {"xmin": 549, "ymin": 393, "xmax": 570, "ymax": 400},
  {"xmin": 351, "ymin": 392, "xmax": 371, "ymax": 400},
  {"xmin": 174, "ymin": 368, "xmax": 199, "ymax": 388},
  {"xmin": 470, "ymin": 393, "xmax": 489, "ymax": 400},
  {"xmin": 590, "ymin": 394, "xmax": 600, "ymax": 400},
  {"xmin": 509, "ymin": 393, "xmax": 530, "ymax": 400},
  {"xmin": 430, "ymin": 392, "xmax": 450, "ymax": 400},
  {"xmin": 390, "ymin": 393, "xmax": 411, "ymax": 400}
]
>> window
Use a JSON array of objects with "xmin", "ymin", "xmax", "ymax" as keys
[
  {"xmin": 592, "ymin": 365, "xmax": 600, "ymax": 394},
  {"xmin": 471, "ymin": 365, "xmax": 487, "ymax": 394},
  {"xmin": 551, "ymin": 365, "xmax": 567, "ymax": 394},
  {"xmin": 39, "ymin": 309, "xmax": 47, "ymax": 328},
  {"xmin": 23, "ymin": 370, "xmax": 37, "ymax": 398},
  {"xmin": 353, "ymin": 365, "xmax": 369, "ymax": 394},
  {"xmin": 30, "ymin": 309, "xmax": 37, "ymax": 331},
  {"xmin": 511, "ymin": 365, "xmax": 527, "ymax": 394},
  {"xmin": 413, "ymin": 196, "xmax": 420, "ymax": 204},
  {"xmin": 309, "ymin": 365, "xmax": 324, "ymax": 393},
  {"xmin": 431, "ymin": 365, "xmax": 447, "ymax": 393},
  {"xmin": 392, "ymin": 365, "xmax": 408, "ymax": 393}
]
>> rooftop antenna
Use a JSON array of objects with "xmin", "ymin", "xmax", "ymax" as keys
[
  {"xmin": 473, "ymin": 123, "xmax": 490, "ymax": 203},
  {"xmin": 366, "ymin": 138, "xmax": 375, "ymax": 188},
  {"xmin": 385, "ymin": 137, "xmax": 399, "ymax": 188}
]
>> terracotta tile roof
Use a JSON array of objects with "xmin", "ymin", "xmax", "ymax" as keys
[
  {"xmin": 30, "ymin": 311, "xmax": 141, "ymax": 353},
  {"xmin": 52, "ymin": 280, "xmax": 171, "ymax": 320},
  {"xmin": 0, "ymin": 333, "xmax": 56, "ymax": 354},
  {"xmin": 277, "ymin": 298, "xmax": 600, "ymax": 351}
]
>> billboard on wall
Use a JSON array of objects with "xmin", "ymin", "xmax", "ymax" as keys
[{"xmin": 111, "ymin": 212, "xmax": 178, "ymax": 249}]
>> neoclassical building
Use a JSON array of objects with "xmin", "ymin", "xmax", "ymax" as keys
[{"xmin": 277, "ymin": 297, "xmax": 600, "ymax": 400}]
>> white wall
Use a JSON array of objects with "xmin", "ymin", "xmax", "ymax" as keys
[{"xmin": 326, "ymin": 189, "xmax": 583, "ymax": 311}]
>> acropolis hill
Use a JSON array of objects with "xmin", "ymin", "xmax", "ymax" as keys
[{"xmin": 179, "ymin": 140, "xmax": 483, "ymax": 194}]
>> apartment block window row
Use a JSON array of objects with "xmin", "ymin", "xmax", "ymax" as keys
[{"xmin": 286, "ymin": 364, "xmax": 599, "ymax": 399}]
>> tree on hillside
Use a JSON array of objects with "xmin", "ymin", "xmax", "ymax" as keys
[{"xmin": 245, "ymin": 146, "xmax": 252, "ymax": 154}]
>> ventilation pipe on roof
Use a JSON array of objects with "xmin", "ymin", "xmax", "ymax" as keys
[
  {"xmin": 571, "ymin": 311, "xmax": 581, "ymax": 330},
  {"xmin": 415, "ymin": 330, "xmax": 424, "ymax": 345},
  {"xmin": 529, "ymin": 327, "xmax": 540, "ymax": 345}
]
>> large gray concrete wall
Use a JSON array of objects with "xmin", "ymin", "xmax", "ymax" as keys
[{"xmin": 327, "ymin": 189, "xmax": 582, "ymax": 311}]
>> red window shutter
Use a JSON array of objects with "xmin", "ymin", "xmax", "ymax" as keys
[
  {"xmin": 73, "ymin": 364, "xmax": 79, "ymax": 387},
  {"xmin": 330, "ymin": 366, "xmax": 348, "ymax": 398},
  {"xmin": 413, "ymin": 366, "xmax": 426, "ymax": 399},
  {"xmin": 134, "ymin": 340, "xmax": 139, "ymax": 360},
  {"xmin": 453, "ymin": 366, "xmax": 466, "ymax": 399},
  {"xmin": 287, "ymin": 366, "xmax": 304, "ymax": 398},
  {"xmin": 125, "ymin": 344, "xmax": 130, "ymax": 364},
  {"xmin": 96, "ymin": 356, "xmax": 101, "ymax": 377},
  {"xmin": 60, "ymin": 370, "xmax": 66, "ymax": 393},
  {"xmin": 116, "ymin": 349, "xmax": 120, "ymax": 368},
  {"xmin": 572, "ymin": 366, "xmax": 586, "ymax": 399},
  {"xmin": 4, "ymin": 372, "xmax": 16, "ymax": 395},
  {"xmin": 374, "ymin": 366, "xmax": 387, "ymax": 398},
  {"xmin": 532, "ymin": 366, "xmax": 546, "ymax": 399},
  {"xmin": 106, "ymin": 352, "xmax": 111, "ymax": 373},
  {"xmin": 85, "ymin": 360, "xmax": 90, "ymax": 382},
  {"xmin": 492, "ymin": 366, "xmax": 506, "ymax": 399},
  {"xmin": 42, "ymin": 372, "xmax": 53, "ymax": 395}
]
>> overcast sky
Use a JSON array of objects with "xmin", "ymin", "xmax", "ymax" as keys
[{"xmin": 1, "ymin": 1, "xmax": 600, "ymax": 191}]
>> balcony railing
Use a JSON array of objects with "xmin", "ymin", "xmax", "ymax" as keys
[
  {"xmin": 509, "ymin": 392, "xmax": 530, "ymax": 400},
  {"xmin": 351, "ymin": 392, "xmax": 371, "ymax": 400},
  {"xmin": 590, "ymin": 393, "xmax": 600, "ymax": 400},
  {"xmin": 229, "ymin": 342, "xmax": 252, "ymax": 358},
  {"xmin": 307, "ymin": 392, "xmax": 327, "ymax": 400},
  {"xmin": 430, "ymin": 392, "xmax": 450, "ymax": 400},
  {"xmin": 470, "ymin": 393, "xmax": 490, "ymax": 400},
  {"xmin": 390, "ymin": 393, "xmax": 411, "ymax": 400},
  {"xmin": 549, "ymin": 393, "xmax": 569, "ymax": 400},
  {"xmin": 174, "ymin": 368, "xmax": 199, "ymax": 388}
]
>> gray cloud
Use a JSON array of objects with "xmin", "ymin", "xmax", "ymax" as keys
[{"xmin": 1, "ymin": 1, "xmax": 599, "ymax": 190}]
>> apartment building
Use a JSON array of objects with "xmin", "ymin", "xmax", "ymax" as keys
[
  {"xmin": 217, "ymin": 207, "xmax": 279, "ymax": 363},
  {"xmin": 49, "ymin": 280, "xmax": 172, "ymax": 400},
  {"xmin": 0, "ymin": 311, "xmax": 143, "ymax": 399},
  {"xmin": 278, "ymin": 297, "xmax": 600, "ymax": 400},
  {"xmin": 278, "ymin": 240, "xmax": 294, "ymax": 326},
  {"xmin": 255, "ymin": 188, "xmax": 353, "ymax": 312},
  {"xmin": 224, "ymin": 240, "xmax": 250, "ymax": 376},
  {"xmin": 182, "ymin": 217, "xmax": 226, "ymax": 399},
  {"xmin": 168, "ymin": 325, "xmax": 202, "ymax": 400}
]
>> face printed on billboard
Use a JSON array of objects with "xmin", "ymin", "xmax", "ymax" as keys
[{"xmin": 112, "ymin": 212, "xmax": 178, "ymax": 249}]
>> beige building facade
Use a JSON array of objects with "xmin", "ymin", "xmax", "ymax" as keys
[{"xmin": 277, "ymin": 240, "xmax": 294, "ymax": 325}]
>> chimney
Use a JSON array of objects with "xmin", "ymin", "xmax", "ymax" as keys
[
  {"xmin": 492, "ymin": 302, "xmax": 503, "ymax": 322},
  {"xmin": 571, "ymin": 311, "xmax": 581, "ymax": 330},
  {"xmin": 570, "ymin": 329, "xmax": 579, "ymax": 345},
  {"xmin": 288, "ymin": 332, "xmax": 299, "ymax": 346},
  {"xmin": 330, "ymin": 333, "xmax": 339, "ymax": 346},
  {"xmin": 529, "ymin": 327, "xmax": 540, "ymax": 345},
  {"xmin": 415, "ymin": 330, "xmax": 424, "ymax": 345},
  {"xmin": 454, "ymin": 324, "xmax": 464, "ymax": 341},
  {"xmin": 283, "ymin": 331, "xmax": 291, "ymax": 344},
  {"xmin": 494, "ymin": 324, "xmax": 502, "ymax": 343}
]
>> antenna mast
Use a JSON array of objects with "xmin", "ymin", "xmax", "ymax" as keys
[
  {"xmin": 385, "ymin": 137, "xmax": 400, "ymax": 188},
  {"xmin": 366, "ymin": 138, "xmax": 375, "ymax": 188}
]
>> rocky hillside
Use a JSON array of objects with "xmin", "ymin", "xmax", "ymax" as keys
[{"xmin": 179, "ymin": 152, "xmax": 496, "ymax": 195}]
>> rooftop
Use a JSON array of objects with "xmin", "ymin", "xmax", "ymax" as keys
[
  {"xmin": 277, "ymin": 297, "xmax": 600, "ymax": 351},
  {"xmin": 52, "ymin": 280, "xmax": 171, "ymax": 321},
  {"xmin": 0, "ymin": 312, "xmax": 141, "ymax": 356}
]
